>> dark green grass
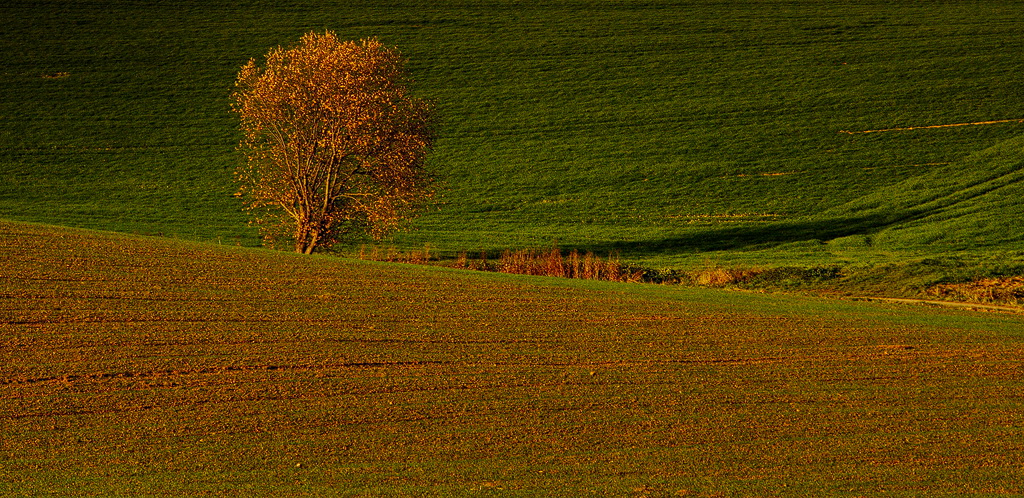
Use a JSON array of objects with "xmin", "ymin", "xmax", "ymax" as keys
[
  {"xmin": 825, "ymin": 134, "xmax": 1024, "ymax": 251},
  {"xmin": 2, "ymin": 220, "xmax": 1023, "ymax": 494},
  {"xmin": 3, "ymin": 0, "xmax": 1024, "ymax": 269}
]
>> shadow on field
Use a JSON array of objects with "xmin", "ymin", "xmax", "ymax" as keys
[{"xmin": 581, "ymin": 213, "xmax": 910, "ymax": 257}]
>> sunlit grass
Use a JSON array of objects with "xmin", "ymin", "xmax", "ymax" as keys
[
  {"xmin": 2, "ymin": 0, "xmax": 1024, "ymax": 270},
  {"xmin": 2, "ymin": 220, "xmax": 1023, "ymax": 494}
]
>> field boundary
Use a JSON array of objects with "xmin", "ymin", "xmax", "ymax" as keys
[{"xmin": 840, "ymin": 118, "xmax": 1024, "ymax": 134}]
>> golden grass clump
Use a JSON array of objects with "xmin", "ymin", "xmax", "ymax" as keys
[
  {"xmin": 690, "ymin": 266, "xmax": 761, "ymax": 287},
  {"xmin": 927, "ymin": 276, "xmax": 1024, "ymax": 304}
]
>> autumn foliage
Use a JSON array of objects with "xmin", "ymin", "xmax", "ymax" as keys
[{"xmin": 231, "ymin": 32, "xmax": 435, "ymax": 253}]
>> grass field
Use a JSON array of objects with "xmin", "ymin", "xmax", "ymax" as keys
[
  {"xmin": 2, "ymin": 0, "xmax": 1024, "ymax": 272},
  {"xmin": 3, "ymin": 2, "xmax": 1024, "ymax": 493},
  {"xmin": 3, "ymin": 220, "xmax": 1023, "ymax": 494}
]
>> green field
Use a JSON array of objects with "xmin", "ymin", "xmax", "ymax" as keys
[
  {"xmin": 3, "ymin": 220, "xmax": 1023, "ymax": 494},
  {"xmin": 3, "ymin": 0, "xmax": 1024, "ymax": 272},
  {"xmin": 3, "ymin": 1, "xmax": 1024, "ymax": 493}
]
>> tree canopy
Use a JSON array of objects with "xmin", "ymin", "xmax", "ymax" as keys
[{"xmin": 231, "ymin": 32, "xmax": 435, "ymax": 254}]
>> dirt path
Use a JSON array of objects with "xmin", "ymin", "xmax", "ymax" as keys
[{"xmin": 847, "ymin": 296, "xmax": 1023, "ymax": 314}]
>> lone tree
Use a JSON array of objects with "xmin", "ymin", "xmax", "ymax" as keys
[{"xmin": 231, "ymin": 32, "xmax": 436, "ymax": 254}]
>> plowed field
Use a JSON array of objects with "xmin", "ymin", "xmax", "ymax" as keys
[{"xmin": 2, "ymin": 221, "xmax": 1022, "ymax": 495}]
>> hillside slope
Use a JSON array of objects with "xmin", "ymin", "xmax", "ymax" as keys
[
  {"xmin": 2, "ymin": 219, "xmax": 1024, "ymax": 494},
  {"xmin": 2, "ymin": 1, "xmax": 1024, "ymax": 264},
  {"xmin": 822, "ymin": 134, "xmax": 1024, "ymax": 251}
]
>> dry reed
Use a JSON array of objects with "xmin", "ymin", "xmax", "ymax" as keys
[
  {"xmin": 486, "ymin": 247, "xmax": 646, "ymax": 283},
  {"xmin": 354, "ymin": 245, "xmax": 773, "ymax": 288}
]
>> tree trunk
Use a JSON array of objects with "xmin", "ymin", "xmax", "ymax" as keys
[
  {"xmin": 294, "ymin": 226, "xmax": 311, "ymax": 254},
  {"xmin": 294, "ymin": 225, "xmax": 319, "ymax": 254}
]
